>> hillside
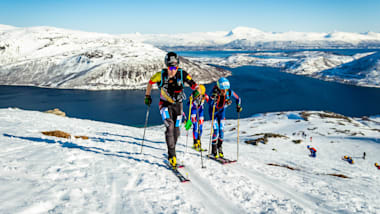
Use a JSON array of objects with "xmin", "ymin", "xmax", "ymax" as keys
[
  {"xmin": 0, "ymin": 26, "xmax": 230, "ymax": 90},
  {"xmin": 188, "ymin": 51, "xmax": 380, "ymax": 88},
  {"xmin": 1, "ymin": 108, "xmax": 379, "ymax": 213}
]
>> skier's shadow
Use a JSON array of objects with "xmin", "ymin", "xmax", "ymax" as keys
[
  {"xmin": 330, "ymin": 136, "xmax": 380, "ymax": 144},
  {"xmin": 89, "ymin": 135, "xmax": 163, "ymax": 151},
  {"xmin": 98, "ymin": 132, "xmax": 166, "ymax": 144},
  {"xmin": 2, "ymin": 133, "xmax": 167, "ymax": 168}
]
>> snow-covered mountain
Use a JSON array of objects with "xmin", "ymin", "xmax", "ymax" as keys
[
  {"xmin": 124, "ymin": 26, "xmax": 380, "ymax": 50},
  {"xmin": 1, "ymin": 108, "xmax": 379, "ymax": 213},
  {"xmin": 0, "ymin": 25, "xmax": 230, "ymax": 90},
  {"xmin": 318, "ymin": 52, "xmax": 380, "ymax": 87},
  {"xmin": 188, "ymin": 51, "xmax": 380, "ymax": 88}
]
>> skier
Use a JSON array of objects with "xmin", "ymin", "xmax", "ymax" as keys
[
  {"xmin": 144, "ymin": 52, "xmax": 201, "ymax": 169},
  {"xmin": 307, "ymin": 145, "xmax": 317, "ymax": 157},
  {"xmin": 208, "ymin": 77, "xmax": 242, "ymax": 158},
  {"xmin": 187, "ymin": 84, "xmax": 209, "ymax": 151},
  {"xmin": 375, "ymin": 163, "xmax": 380, "ymax": 170},
  {"xmin": 343, "ymin": 156, "xmax": 354, "ymax": 164}
]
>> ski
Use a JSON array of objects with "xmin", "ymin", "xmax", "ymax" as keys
[
  {"xmin": 207, "ymin": 155, "xmax": 237, "ymax": 165},
  {"xmin": 164, "ymin": 161, "xmax": 190, "ymax": 183}
]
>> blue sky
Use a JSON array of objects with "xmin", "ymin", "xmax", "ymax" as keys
[{"xmin": 0, "ymin": 0, "xmax": 379, "ymax": 34}]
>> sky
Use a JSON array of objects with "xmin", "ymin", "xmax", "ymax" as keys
[{"xmin": 0, "ymin": 0, "xmax": 379, "ymax": 34}]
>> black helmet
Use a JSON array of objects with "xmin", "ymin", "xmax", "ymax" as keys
[{"xmin": 165, "ymin": 52, "xmax": 179, "ymax": 67}]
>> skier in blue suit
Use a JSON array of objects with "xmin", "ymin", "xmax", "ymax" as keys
[{"xmin": 208, "ymin": 77, "xmax": 242, "ymax": 158}]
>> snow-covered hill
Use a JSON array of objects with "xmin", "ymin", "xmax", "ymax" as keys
[
  {"xmin": 318, "ymin": 52, "xmax": 380, "ymax": 87},
  {"xmin": 0, "ymin": 25, "xmax": 230, "ymax": 90},
  {"xmin": 1, "ymin": 108, "xmax": 379, "ymax": 213},
  {"xmin": 124, "ymin": 26, "xmax": 380, "ymax": 50},
  {"xmin": 188, "ymin": 51, "xmax": 380, "ymax": 88}
]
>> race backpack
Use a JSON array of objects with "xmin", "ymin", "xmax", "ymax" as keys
[{"xmin": 158, "ymin": 68, "xmax": 186, "ymax": 103}]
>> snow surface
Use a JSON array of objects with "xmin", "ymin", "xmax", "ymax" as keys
[
  {"xmin": 189, "ymin": 51, "xmax": 380, "ymax": 88},
  {"xmin": 1, "ymin": 108, "xmax": 380, "ymax": 213},
  {"xmin": 0, "ymin": 25, "xmax": 230, "ymax": 90}
]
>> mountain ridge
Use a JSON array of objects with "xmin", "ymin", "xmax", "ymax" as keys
[{"xmin": 0, "ymin": 25, "xmax": 230, "ymax": 90}]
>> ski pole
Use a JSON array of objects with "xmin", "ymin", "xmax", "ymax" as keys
[
  {"xmin": 208, "ymin": 103, "xmax": 216, "ymax": 155},
  {"xmin": 237, "ymin": 111, "xmax": 240, "ymax": 162},
  {"xmin": 140, "ymin": 105, "xmax": 150, "ymax": 154},
  {"xmin": 185, "ymin": 96, "xmax": 193, "ymax": 154},
  {"xmin": 197, "ymin": 102, "xmax": 206, "ymax": 168}
]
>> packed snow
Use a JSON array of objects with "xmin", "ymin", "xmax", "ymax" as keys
[
  {"xmin": 1, "ymin": 108, "xmax": 379, "ymax": 213},
  {"xmin": 0, "ymin": 25, "xmax": 230, "ymax": 90}
]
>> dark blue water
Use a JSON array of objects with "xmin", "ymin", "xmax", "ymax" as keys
[
  {"xmin": 226, "ymin": 66, "xmax": 380, "ymax": 118},
  {"xmin": 0, "ymin": 86, "xmax": 160, "ymax": 127},
  {"xmin": 1, "ymin": 50, "xmax": 380, "ymax": 126},
  {"xmin": 1, "ymin": 65, "xmax": 380, "ymax": 127}
]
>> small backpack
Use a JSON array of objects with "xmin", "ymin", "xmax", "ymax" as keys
[{"xmin": 158, "ymin": 68, "xmax": 184, "ymax": 89}]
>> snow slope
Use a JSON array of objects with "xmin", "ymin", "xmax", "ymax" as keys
[
  {"xmin": 0, "ymin": 26, "xmax": 230, "ymax": 90},
  {"xmin": 1, "ymin": 108, "xmax": 379, "ymax": 213},
  {"xmin": 123, "ymin": 26, "xmax": 380, "ymax": 50}
]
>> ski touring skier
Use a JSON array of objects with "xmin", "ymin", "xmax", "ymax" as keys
[
  {"xmin": 307, "ymin": 145, "xmax": 317, "ymax": 157},
  {"xmin": 343, "ymin": 156, "xmax": 354, "ymax": 164},
  {"xmin": 144, "ymin": 52, "xmax": 200, "ymax": 169},
  {"xmin": 208, "ymin": 77, "xmax": 242, "ymax": 158},
  {"xmin": 187, "ymin": 84, "xmax": 209, "ymax": 151}
]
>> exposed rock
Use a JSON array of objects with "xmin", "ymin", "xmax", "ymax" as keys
[
  {"xmin": 42, "ymin": 130, "xmax": 70, "ymax": 138},
  {"xmin": 267, "ymin": 163, "xmax": 300, "ymax": 171},
  {"xmin": 292, "ymin": 139, "xmax": 302, "ymax": 144},
  {"xmin": 45, "ymin": 108, "xmax": 66, "ymax": 117},
  {"xmin": 41, "ymin": 130, "xmax": 89, "ymax": 140},
  {"xmin": 245, "ymin": 133, "xmax": 288, "ymax": 145}
]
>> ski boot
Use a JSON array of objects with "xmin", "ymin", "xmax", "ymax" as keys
[
  {"xmin": 217, "ymin": 139, "xmax": 224, "ymax": 158},
  {"xmin": 218, "ymin": 149, "xmax": 224, "ymax": 158},
  {"xmin": 169, "ymin": 156, "xmax": 177, "ymax": 169},
  {"xmin": 193, "ymin": 139, "xmax": 201, "ymax": 150},
  {"xmin": 211, "ymin": 141, "xmax": 218, "ymax": 158}
]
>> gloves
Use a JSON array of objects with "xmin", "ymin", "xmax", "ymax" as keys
[
  {"xmin": 226, "ymin": 99, "xmax": 232, "ymax": 105},
  {"xmin": 191, "ymin": 90, "xmax": 200, "ymax": 98},
  {"xmin": 185, "ymin": 120, "xmax": 192, "ymax": 130},
  {"xmin": 236, "ymin": 105, "xmax": 243, "ymax": 113},
  {"xmin": 144, "ymin": 95, "xmax": 152, "ymax": 106}
]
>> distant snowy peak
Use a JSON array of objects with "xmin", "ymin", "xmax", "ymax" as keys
[
  {"xmin": 0, "ymin": 25, "xmax": 230, "ymax": 90},
  {"xmin": 125, "ymin": 26, "xmax": 380, "ymax": 50},
  {"xmin": 225, "ymin": 26, "xmax": 263, "ymax": 38},
  {"xmin": 324, "ymin": 31, "xmax": 380, "ymax": 42},
  {"xmin": 0, "ymin": 24, "xmax": 17, "ymax": 31}
]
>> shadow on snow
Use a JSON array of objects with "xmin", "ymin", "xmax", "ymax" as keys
[
  {"xmin": 97, "ymin": 132, "xmax": 166, "ymax": 144},
  {"xmin": 3, "ymin": 133, "xmax": 167, "ymax": 168}
]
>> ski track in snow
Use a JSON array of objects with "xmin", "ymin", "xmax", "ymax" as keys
[
  {"xmin": 231, "ymin": 164, "xmax": 333, "ymax": 214},
  {"xmin": 184, "ymin": 165, "xmax": 246, "ymax": 214}
]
